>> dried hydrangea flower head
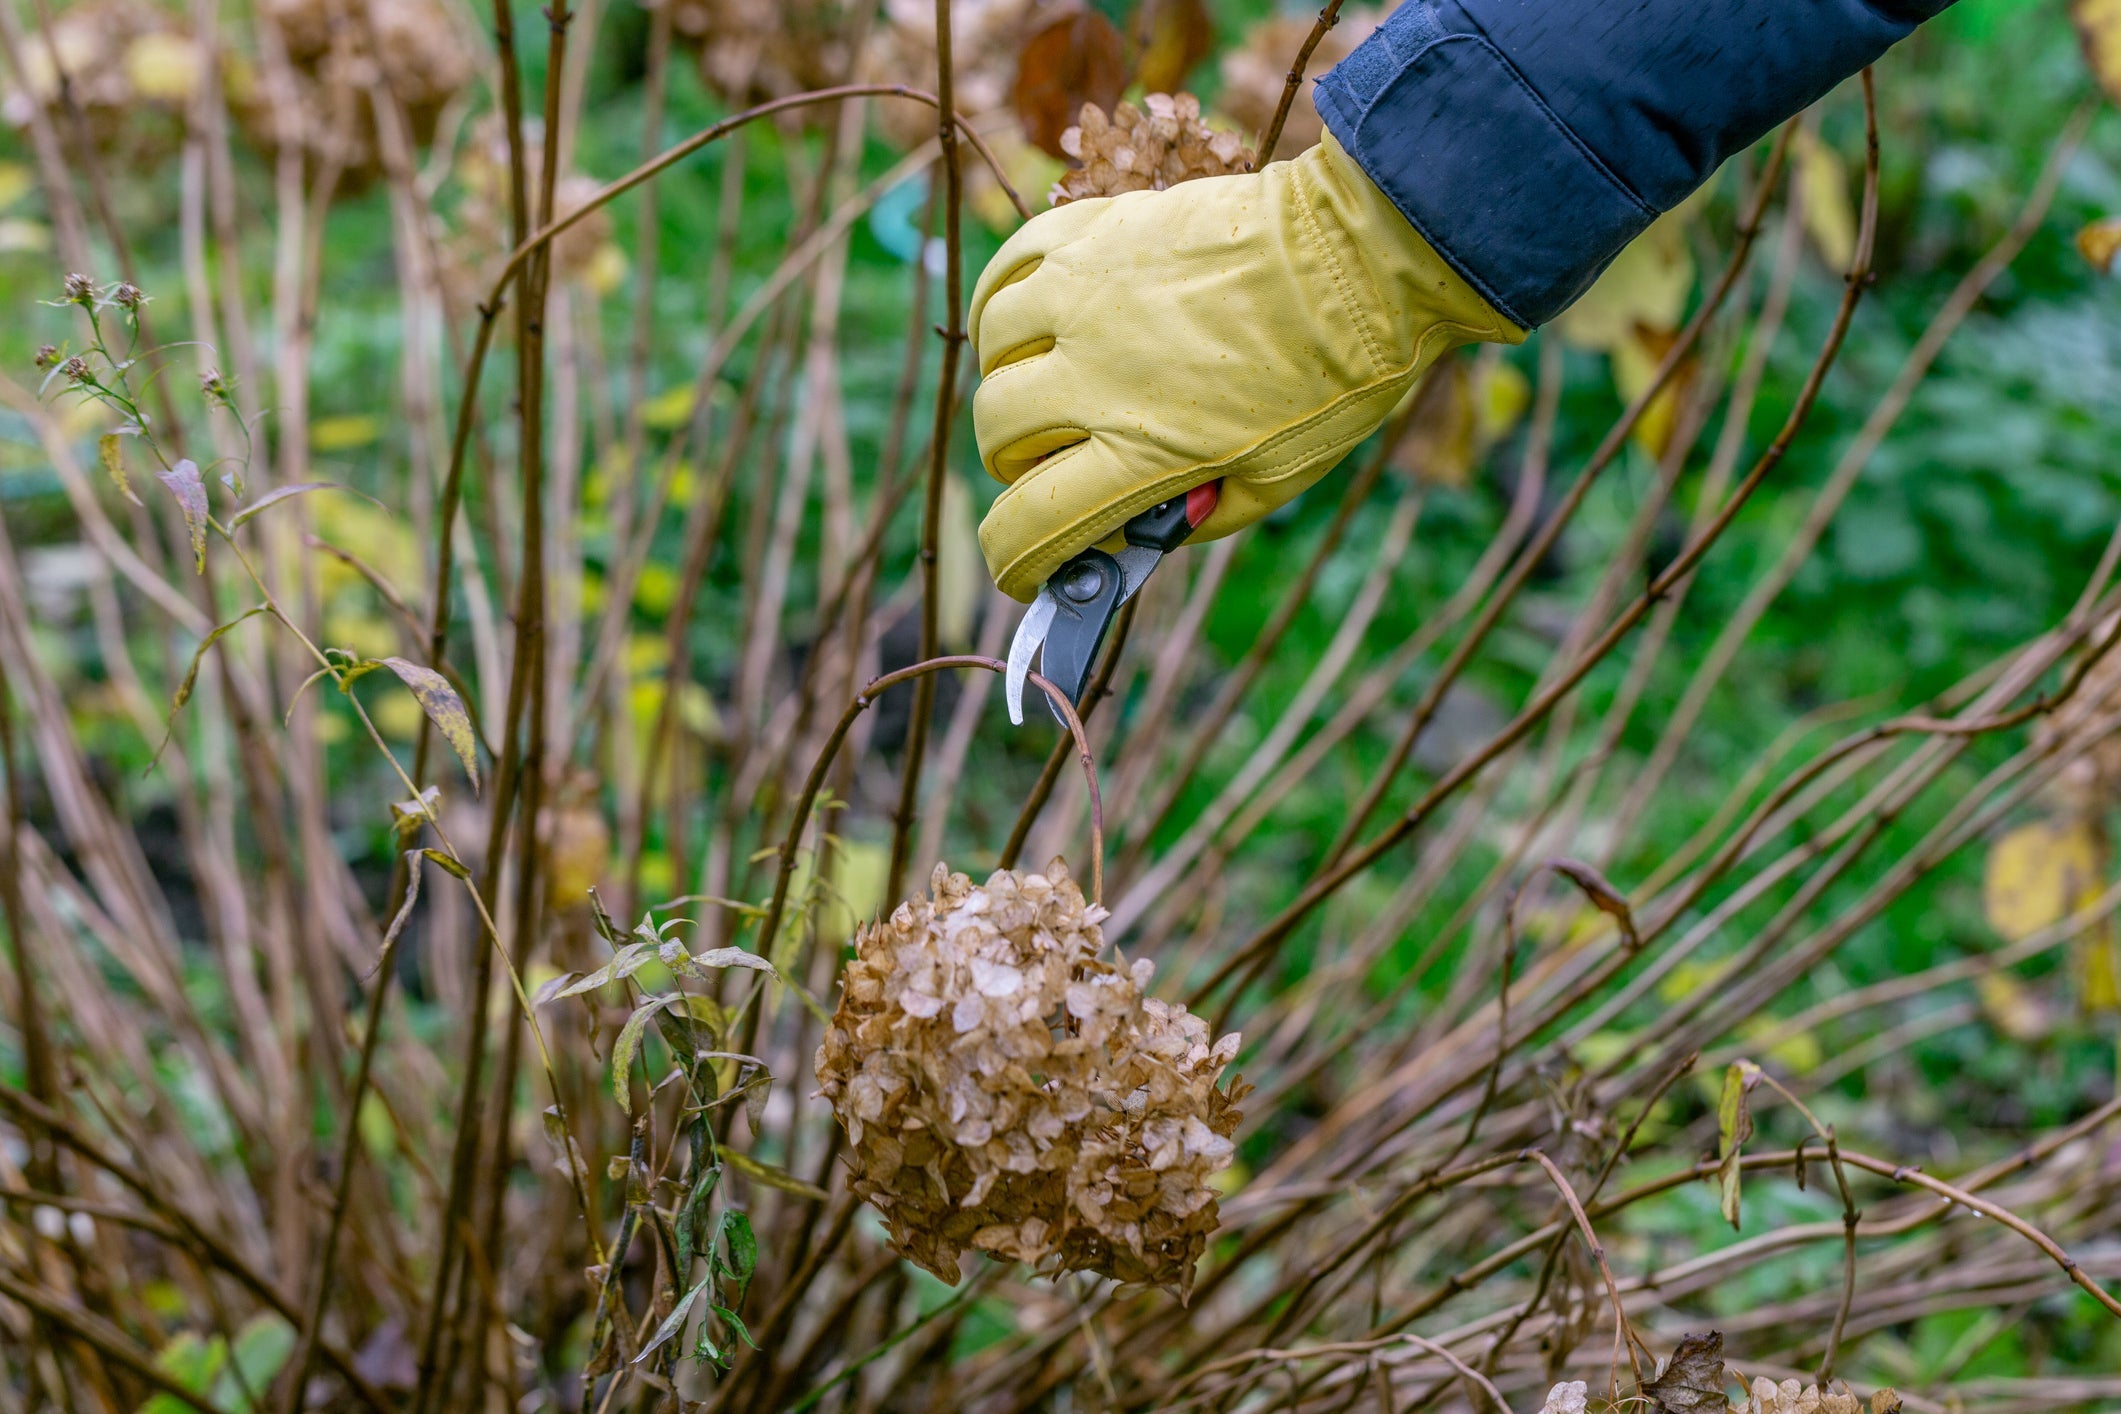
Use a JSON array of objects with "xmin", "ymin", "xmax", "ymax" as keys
[
  {"xmin": 815, "ymin": 861, "xmax": 1247, "ymax": 1297},
  {"xmin": 1050, "ymin": 93, "xmax": 1253, "ymax": 205},
  {"xmin": 1731, "ymin": 1379, "xmax": 1896, "ymax": 1414}
]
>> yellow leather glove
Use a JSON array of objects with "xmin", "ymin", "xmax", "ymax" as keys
[{"xmin": 969, "ymin": 132, "xmax": 1524, "ymax": 602}]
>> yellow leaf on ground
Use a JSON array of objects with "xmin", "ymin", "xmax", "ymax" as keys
[
  {"xmin": 2077, "ymin": 216, "xmax": 2121, "ymax": 275},
  {"xmin": 1983, "ymin": 818, "xmax": 2102, "ymax": 941},
  {"xmin": 2073, "ymin": 0, "xmax": 2121, "ymax": 103},
  {"xmin": 1553, "ymin": 206, "xmax": 1694, "ymax": 354},
  {"xmin": 1793, "ymin": 126, "xmax": 1856, "ymax": 271},
  {"xmin": 0, "ymin": 162, "xmax": 30, "ymax": 212},
  {"xmin": 641, "ymin": 384, "xmax": 696, "ymax": 431},
  {"xmin": 1977, "ymin": 971, "xmax": 2054, "ymax": 1042},
  {"xmin": 311, "ymin": 413, "xmax": 380, "ymax": 453}
]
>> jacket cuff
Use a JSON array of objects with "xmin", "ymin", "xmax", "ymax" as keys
[
  {"xmin": 1313, "ymin": 3, "xmax": 1652, "ymax": 329},
  {"xmin": 1314, "ymin": 0, "xmax": 1946, "ymax": 328}
]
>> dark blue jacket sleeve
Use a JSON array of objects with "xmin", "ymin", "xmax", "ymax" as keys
[{"xmin": 1312, "ymin": 0, "xmax": 1954, "ymax": 328}]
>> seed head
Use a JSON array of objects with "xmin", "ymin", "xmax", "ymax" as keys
[
  {"xmin": 815, "ymin": 861, "xmax": 1247, "ymax": 1298},
  {"xmin": 110, "ymin": 282, "xmax": 147, "ymax": 311},
  {"xmin": 199, "ymin": 368, "xmax": 229, "ymax": 401},
  {"xmin": 33, "ymin": 345, "xmax": 59, "ymax": 370},
  {"xmin": 62, "ymin": 273, "xmax": 95, "ymax": 305},
  {"xmin": 60, "ymin": 356, "xmax": 92, "ymax": 385}
]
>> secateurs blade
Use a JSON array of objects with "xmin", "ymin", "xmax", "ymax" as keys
[{"xmin": 1006, "ymin": 481, "xmax": 1221, "ymax": 726}]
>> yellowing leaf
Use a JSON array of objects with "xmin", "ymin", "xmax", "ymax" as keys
[
  {"xmin": 1554, "ymin": 206, "xmax": 1695, "ymax": 353},
  {"xmin": 2077, "ymin": 216, "xmax": 2121, "ymax": 276},
  {"xmin": 322, "ymin": 608, "xmax": 398, "ymax": 662},
  {"xmin": 2073, "ymin": 0, "xmax": 2121, "ymax": 103},
  {"xmin": 123, "ymin": 32, "xmax": 201, "ymax": 104},
  {"xmin": 1716, "ymin": 1060, "xmax": 1761, "ymax": 1230},
  {"xmin": 1977, "ymin": 971, "xmax": 2053, "ymax": 1042},
  {"xmin": 722, "ymin": 1148, "xmax": 827, "ymax": 1200},
  {"xmin": 1793, "ymin": 126, "xmax": 1856, "ymax": 272},
  {"xmin": 310, "ymin": 413, "xmax": 380, "ymax": 452},
  {"xmin": 1983, "ymin": 818, "xmax": 2102, "ymax": 941},
  {"xmin": 2079, "ymin": 915, "xmax": 2121, "ymax": 1014},
  {"xmin": 99, "ymin": 432, "xmax": 140, "ymax": 505},
  {"xmin": 937, "ymin": 474, "xmax": 980, "ymax": 651},
  {"xmin": 1473, "ymin": 357, "xmax": 1532, "ymax": 443},
  {"xmin": 0, "ymin": 161, "xmax": 30, "ymax": 212},
  {"xmin": 581, "ymin": 241, "xmax": 628, "ymax": 297},
  {"xmin": 0, "ymin": 218, "xmax": 49, "ymax": 254},
  {"xmin": 1611, "ymin": 327, "xmax": 1688, "ymax": 460},
  {"xmin": 545, "ymin": 803, "xmax": 611, "ymax": 910},
  {"xmin": 641, "ymin": 383, "xmax": 697, "ymax": 431},
  {"xmin": 635, "ymin": 561, "xmax": 679, "ymax": 615},
  {"xmin": 382, "ymin": 656, "xmax": 480, "ymax": 791}
]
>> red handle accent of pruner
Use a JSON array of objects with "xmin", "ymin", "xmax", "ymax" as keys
[{"xmin": 1185, "ymin": 479, "xmax": 1221, "ymax": 530}]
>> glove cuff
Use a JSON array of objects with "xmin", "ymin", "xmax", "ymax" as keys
[{"xmin": 1294, "ymin": 133, "xmax": 1528, "ymax": 362}]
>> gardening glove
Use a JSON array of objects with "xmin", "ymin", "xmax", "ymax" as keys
[{"xmin": 969, "ymin": 131, "xmax": 1523, "ymax": 603}]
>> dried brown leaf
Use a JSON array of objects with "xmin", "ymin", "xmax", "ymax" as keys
[
  {"xmin": 381, "ymin": 656, "xmax": 480, "ymax": 792},
  {"xmin": 1642, "ymin": 1330, "xmax": 1726, "ymax": 1413},
  {"xmin": 1013, "ymin": 10, "xmax": 1128, "ymax": 159}
]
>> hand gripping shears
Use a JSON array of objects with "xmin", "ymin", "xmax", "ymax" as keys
[{"xmin": 1005, "ymin": 481, "xmax": 1220, "ymax": 725}]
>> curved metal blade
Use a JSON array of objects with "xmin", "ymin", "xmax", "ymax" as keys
[
  {"xmin": 1005, "ymin": 590, "xmax": 1058, "ymax": 726},
  {"xmin": 1114, "ymin": 545, "xmax": 1164, "ymax": 606}
]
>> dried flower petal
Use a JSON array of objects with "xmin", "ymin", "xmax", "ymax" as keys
[{"xmin": 1051, "ymin": 93, "xmax": 1255, "ymax": 205}]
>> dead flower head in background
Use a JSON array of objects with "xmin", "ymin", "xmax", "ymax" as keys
[
  {"xmin": 815, "ymin": 861, "xmax": 1247, "ymax": 1297},
  {"xmin": 1050, "ymin": 93, "xmax": 1252, "ymax": 205}
]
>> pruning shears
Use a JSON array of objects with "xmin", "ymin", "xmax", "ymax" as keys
[{"xmin": 1005, "ymin": 480, "xmax": 1221, "ymax": 726}]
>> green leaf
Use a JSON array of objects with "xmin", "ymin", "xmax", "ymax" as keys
[
  {"xmin": 382, "ymin": 657, "xmax": 480, "ymax": 792},
  {"xmin": 142, "ymin": 1330, "xmax": 223, "ymax": 1412},
  {"xmin": 156, "ymin": 457, "xmax": 210, "ymax": 572},
  {"xmin": 718, "ymin": 1210, "xmax": 757, "ymax": 1304},
  {"xmin": 612, "ymin": 993, "xmax": 687, "ymax": 1114},
  {"xmin": 231, "ymin": 480, "xmax": 379, "ymax": 530},
  {"xmin": 633, "ymin": 1277, "xmax": 709, "ymax": 1365},
  {"xmin": 722, "ymin": 1148, "xmax": 827, "ymax": 1201},
  {"xmin": 1716, "ymin": 1061, "xmax": 1761, "ymax": 1230},
  {"xmin": 712, "ymin": 1305, "xmax": 756, "ymax": 1350},
  {"xmin": 540, "ymin": 941, "xmax": 659, "ymax": 1003},
  {"xmin": 99, "ymin": 431, "xmax": 141, "ymax": 504},
  {"xmin": 667, "ymin": 945, "xmax": 776, "ymax": 978},
  {"xmin": 210, "ymin": 1312, "xmax": 293, "ymax": 1410},
  {"xmin": 675, "ymin": 1161, "xmax": 721, "ymax": 1273}
]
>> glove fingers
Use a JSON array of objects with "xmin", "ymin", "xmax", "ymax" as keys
[
  {"xmin": 971, "ymin": 272, "xmax": 1058, "ymax": 380},
  {"xmin": 972, "ymin": 356, "xmax": 1093, "ymax": 484},
  {"xmin": 968, "ymin": 197, "xmax": 1110, "ymax": 347},
  {"xmin": 979, "ymin": 435, "xmax": 1195, "ymax": 602}
]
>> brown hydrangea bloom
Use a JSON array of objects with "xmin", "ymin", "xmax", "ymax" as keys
[
  {"xmin": 445, "ymin": 119, "xmax": 617, "ymax": 300},
  {"xmin": 1050, "ymin": 94, "xmax": 1252, "ymax": 205},
  {"xmin": 1734, "ymin": 1379, "xmax": 1897, "ymax": 1414},
  {"xmin": 241, "ymin": 0, "xmax": 473, "ymax": 176},
  {"xmin": 815, "ymin": 862, "xmax": 1247, "ymax": 1297},
  {"xmin": 0, "ymin": 0, "xmax": 202, "ymax": 169}
]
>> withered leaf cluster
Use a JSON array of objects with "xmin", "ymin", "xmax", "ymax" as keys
[
  {"xmin": 1607, "ymin": 1330, "xmax": 1902, "ymax": 1414},
  {"xmin": 1050, "ymin": 93, "xmax": 1252, "ymax": 205},
  {"xmin": 251, "ymin": 0, "xmax": 474, "ymax": 175},
  {"xmin": 815, "ymin": 862, "xmax": 1247, "ymax": 1297}
]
